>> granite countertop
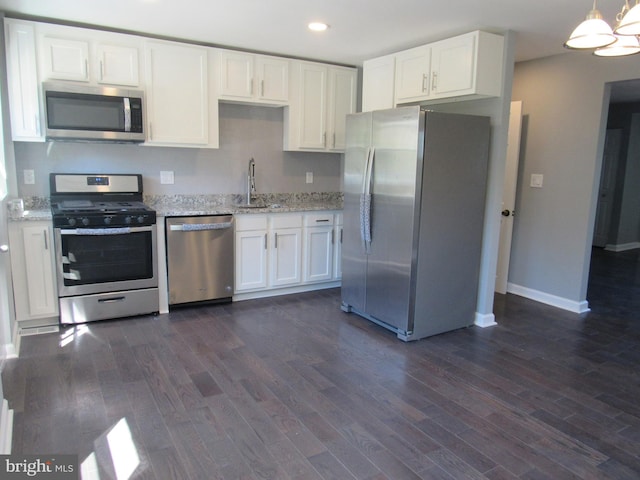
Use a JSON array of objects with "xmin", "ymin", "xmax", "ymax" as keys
[{"xmin": 9, "ymin": 193, "xmax": 343, "ymax": 222}]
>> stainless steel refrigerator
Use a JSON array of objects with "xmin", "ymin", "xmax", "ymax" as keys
[{"xmin": 341, "ymin": 106, "xmax": 490, "ymax": 341}]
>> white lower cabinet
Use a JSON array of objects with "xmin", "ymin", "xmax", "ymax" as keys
[
  {"xmin": 303, "ymin": 213, "xmax": 334, "ymax": 283},
  {"xmin": 333, "ymin": 213, "xmax": 343, "ymax": 280},
  {"xmin": 235, "ymin": 211, "xmax": 341, "ymax": 298},
  {"xmin": 9, "ymin": 221, "xmax": 59, "ymax": 324},
  {"xmin": 235, "ymin": 215, "xmax": 269, "ymax": 292}
]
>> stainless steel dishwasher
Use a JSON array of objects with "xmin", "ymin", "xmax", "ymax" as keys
[{"xmin": 166, "ymin": 215, "xmax": 234, "ymax": 306}]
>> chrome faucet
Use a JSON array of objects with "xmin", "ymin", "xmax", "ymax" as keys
[{"xmin": 247, "ymin": 158, "xmax": 256, "ymax": 205}]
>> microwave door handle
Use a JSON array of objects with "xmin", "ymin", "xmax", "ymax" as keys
[{"xmin": 123, "ymin": 97, "xmax": 131, "ymax": 132}]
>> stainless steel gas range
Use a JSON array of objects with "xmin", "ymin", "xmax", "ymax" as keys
[{"xmin": 50, "ymin": 173, "xmax": 159, "ymax": 324}]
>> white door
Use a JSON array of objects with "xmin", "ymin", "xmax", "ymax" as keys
[
  {"xmin": 593, "ymin": 129, "xmax": 622, "ymax": 247},
  {"xmin": 235, "ymin": 229, "xmax": 268, "ymax": 291},
  {"xmin": 269, "ymin": 228, "xmax": 302, "ymax": 287},
  {"xmin": 495, "ymin": 101, "xmax": 523, "ymax": 294}
]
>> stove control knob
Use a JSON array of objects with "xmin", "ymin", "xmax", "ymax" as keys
[
  {"xmin": 81, "ymin": 217, "xmax": 90, "ymax": 226},
  {"xmin": 104, "ymin": 217, "xmax": 112, "ymax": 225},
  {"xmin": 68, "ymin": 217, "xmax": 77, "ymax": 227},
  {"xmin": 137, "ymin": 216, "xmax": 145, "ymax": 224},
  {"xmin": 124, "ymin": 216, "xmax": 132, "ymax": 225}
]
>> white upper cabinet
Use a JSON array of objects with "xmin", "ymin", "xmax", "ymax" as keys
[
  {"xmin": 392, "ymin": 31, "xmax": 504, "ymax": 105},
  {"xmin": 394, "ymin": 45, "xmax": 431, "ymax": 104},
  {"xmin": 285, "ymin": 61, "xmax": 356, "ymax": 152},
  {"xmin": 4, "ymin": 19, "xmax": 43, "ymax": 141},
  {"xmin": 144, "ymin": 40, "xmax": 217, "ymax": 148},
  {"xmin": 219, "ymin": 50, "xmax": 288, "ymax": 105},
  {"xmin": 429, "ymin": 30, "xmax": 504, "ymax": 100},
  {"xmin": 362, "ymin": 54, "xmax": 395, "ymax": 112},
  {"xmin": 41, "ymin": 36, "xmax": 90, "ymax": 82},
  {"xmin": 95, "ymin": 44, "xmax": 140, "ymax": 86},
  {"xmin": 36, "ymin": 23, "xmax": 142, "ymax": 86}
]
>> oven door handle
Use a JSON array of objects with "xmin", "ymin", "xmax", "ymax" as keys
[{"xmin": 59, "ymin": 226, "xmax": 154, "ymax": 235}]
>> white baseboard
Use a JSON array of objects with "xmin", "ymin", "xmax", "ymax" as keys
[
  {"xmin": 604, "ymin": 242, "xmax": 640, "ymax": 252},
  {"xmin": 0, "ymin": 399, "xmax": 13, "ymax": 454},
  {"xmin": 233, "ymin": 281, "xmax": 340, "ymax": 302},
  {"xmin": 475, "ymin": 312, "xmax": 497, "ymax": 328},
  {"xmin": 507, "ymin": 283, "xmax": 590, "ymax": 314}
]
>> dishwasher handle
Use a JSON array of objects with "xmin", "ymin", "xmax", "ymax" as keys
[{"xmin": 170, "ymin": 221, "xmax": 233, "ymax": 232}]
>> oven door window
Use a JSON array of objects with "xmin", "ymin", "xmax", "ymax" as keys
[{"xmin": 60, "ymin": 230, "xmax": 153, "ymax": 286}]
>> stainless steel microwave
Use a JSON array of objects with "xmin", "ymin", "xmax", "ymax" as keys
[{"xmin": 43, "ymin": 82, "xmax": 145, "ymax": 143}]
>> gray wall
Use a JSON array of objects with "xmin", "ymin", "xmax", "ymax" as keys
[
  {"xmin": 14, "ymin": 103, "xmax": 342, "ymax": 198},
  {"xmin": 511, "ymin": 52, "xmax": 640, "ymax": 307}
]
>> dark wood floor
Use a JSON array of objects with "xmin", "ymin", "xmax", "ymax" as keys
[{"xmin": 3, "ymin": 247, "xmax": 640, "ymax": 479}]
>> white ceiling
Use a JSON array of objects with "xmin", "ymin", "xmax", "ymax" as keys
[{"xmin": 0, "ymin": 0, "xmax": 628, "ymax": 65}]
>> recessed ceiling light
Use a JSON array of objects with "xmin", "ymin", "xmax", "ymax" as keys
[{"xmin": 308, "ymin": 22, "xmax": 329, "ymax": 32}]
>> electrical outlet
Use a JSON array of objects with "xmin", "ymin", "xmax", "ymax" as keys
[
  {"xmin": 160, "ymin": 171, "xmax": 174, "ymax": 184},
  {"xmin": 306, "ymin": 172, "xmax": 313, "ymax": 184},
  {"xmin": 23, "ymin": 169, "xmax": 35, "ymax": 185}
]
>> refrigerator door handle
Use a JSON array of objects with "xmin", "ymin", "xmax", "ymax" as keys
[{"xmin": 362, "ymin": 147, "xmax": 375, "ymax": 254}]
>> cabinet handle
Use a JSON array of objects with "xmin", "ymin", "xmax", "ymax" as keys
[
  {"xmin": 323, "ymin": 132, "xmax": 327, "ymax": 147},
  {"xmin": 264, "ymin": 233, "xmax": 267, "ymax": 249},
  {"xmin": 85, "ymin": 59, "xmax": 89, "ymax": 79},
  {"xmin": 43, "ymin": 229, "xmax": 48, "ymax": 250},
  {"xmin": 250, "ymin": 78, "xmax": 254, "ymax": 96},
  {"xmin": 261, "ymin": 79, "xmax": 264, "ymax": 97},
  {"xmin": 100, "ymin": 60, "xmax": 104, "ymax": 81},
  {"xmin": 332, "ymin": 228, "xmax": 334, "ymax": 245},
  {"xmin": 149, "ymin": 122, "xmax": 153, "ymax": 140},
  {"xmin": 432, "ymin": 72, "xmax": 437, "ymax": 91},
  {"xmin": 422, "ymin": 73, "xmax": 428, "ymax": 92},
  {"xmin": 316, "ymin": 219, "xmax": 330, "ymax": 223},
  {"xmin": 340, "ymin": 228, "xmax": 343, "ymax": 244},
  {"xmin": 274, "ymin": 232, "xmax": 278, "ymax": 249},
  {"xmin": 333, "ymin": 133, "xmax": 336, "ymax": 148}
]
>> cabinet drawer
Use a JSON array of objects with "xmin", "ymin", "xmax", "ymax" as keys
[
  {"xmin": 235, "ymin": 214, "xmax": 268, "ymax": 231},
  {"xmin": 304, "ymin": 212, "xmax": 334, "ymax": 227},
  {"xmin": 270, "ymin": 214, "xmax": 302, "ymax": 229}
]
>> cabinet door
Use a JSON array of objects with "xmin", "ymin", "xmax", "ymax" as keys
[
  {"xmin": 269, "ymin": 228, "xmax": 302, "ymax": 287},
  {"xmin": 327, "ymin": 67, "xmax": 356, "ymax": 151},
  {"xmin": 362, "ymin": 55, "xmax": 395, "ymax": 112},
  {"xmin": 304, "ymin": 226, "xmax": 333, "ymax": 283},
  {"xmin": 4, "ymin": 20, "xmax": 42, "ymax": 141},
  {"xmin": 235, "ymin": 229, "xmax": 268, "ymax": 291},
  {"xmin": 394, "ymin": 45, "xmax": 430, "ymax": 104},
  {"xmin": 96, "ymin": 44, "xmax": 140, "ymax": 86},
  {"xmin": 145, "ymin": 41, "xmax": 209, "ymax": 145},
  {"xmin": 256, "ymin": 55, "xmax": 288, "ymax": 103},
  {"xmin": 10, "ymin": 223, "xmax": 58, "ymax": 320},
  {"xmin": 430, "ymin": 34, "xmax": 475, "ymax": 97},
  {"xmin": 41, "ymin": 36, "xmax": 89, "ymax": 81},
  {"xmin": 333, "ymin": 215, "xmax": 343, "ymax": 280},
  {"xmin": 219, "ymin": 50, "xmax": 254, "ymax": 99},
  {"xmin": 298, "ymin": 62, "xmax": 328, "ymax": 149}
]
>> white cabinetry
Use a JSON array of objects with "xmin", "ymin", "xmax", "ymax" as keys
[
  {"xmin": 234, "ymin": 212, "xmax": 341, "ymax": 299},
  {"xmin": 144, "ymin": 40, "xmax": 218, "ymax": 148},
  {"xmin": 285, "ymin": 61, "xmax": 356, "ymax": 152},
  {"xmin": 8, "ymin": 221, "xmax": 58, "ymax": 325},
  {"xmin": 367, "ymin": 30, "xmax": 504, "ymax": 107},
  {"xmin": 303, "ymin": 213, "xmax": 334, "ymax": 283},
  {"xmin": 4, "ymin": 19, "xmax": 42, "ymax": 141},
  {"xmin": 362, "ymin": 54, "xmax": 395, "ymax": 112},
  {"xmin": 37, "ymin": 23, "xmax": 142, "ymax": 86},
  {"xmin": 235, "ymin": 215, "xmax": 269, "ymax": 292},
  {"xmin": 269, "ymin": 215, "xmax": 302, "ymax": 287},
  {"xmin": 333, "ymin": 213, "xmax": 343, "ymax": 280},
  {"xmin": 394, "ymin": 45, "xmax": 431, "ymax": 105},
  {"xmin": 219, "ymin": 50, "xmax": 288, "ymax": 105}
]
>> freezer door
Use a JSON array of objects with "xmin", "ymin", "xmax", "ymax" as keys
[
  {"xmin": 341, "ymin": 112, "xmax": 372, "ymax": 312},
  {"xmin": 365, "ymin": 107, "xmax": 422, "ymax": 332}
]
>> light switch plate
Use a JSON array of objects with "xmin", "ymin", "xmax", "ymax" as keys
[
  {"xmin": 160, "ymin": 171, "xmax": 174, "ymax": 184},
  {"xmin": 23, "ymin": 169, "xmax": 35, "ymax": 185},
  {"xmin": 530, "ymin": 173, "xmax": 543, "ymax": 188},
  {"xmin": 306, "ymin": 172, "xmax": 313, "ymax": 184}
]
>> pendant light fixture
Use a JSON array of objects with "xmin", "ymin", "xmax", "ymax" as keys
[
  {"xmin": 565, "ymin": 0, "xmax": 640, "ymax": 56},
  {"xmin": 565, "ymin": 1, "xmax": 616, "ymax": 49}
]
